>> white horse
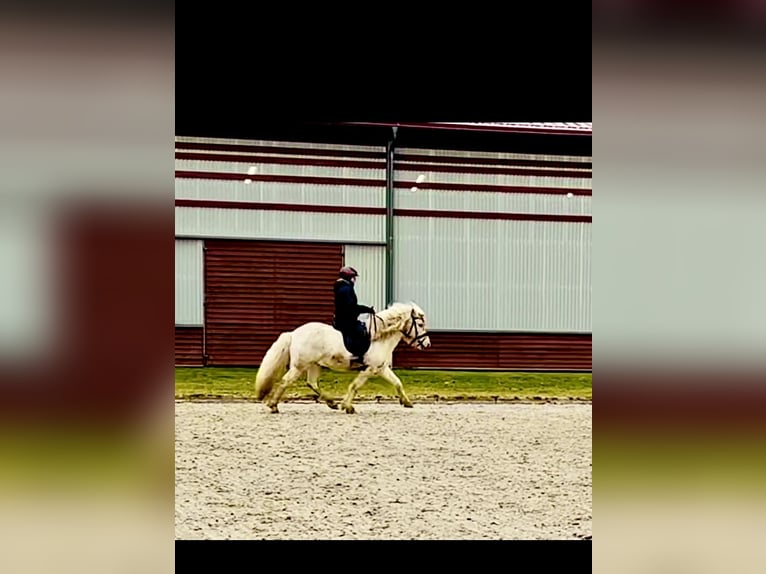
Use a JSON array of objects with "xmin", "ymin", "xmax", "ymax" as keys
[{"xmin": 254, "ymin": 302, "xmax": 431, "ymax": 414}]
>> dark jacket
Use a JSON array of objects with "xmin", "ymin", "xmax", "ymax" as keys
[{"xmin": 333, "ymin": 278, "xmax": 373, "ymax": 329}]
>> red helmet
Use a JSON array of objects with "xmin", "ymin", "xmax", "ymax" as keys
[{"xmin": 339, "ymin": 266, "xmax": 359, "ymax": 280}]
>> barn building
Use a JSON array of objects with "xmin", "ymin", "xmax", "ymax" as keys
[{"xmin": 175, "ymin": 122, "xmax": 592, "ymax": 371}]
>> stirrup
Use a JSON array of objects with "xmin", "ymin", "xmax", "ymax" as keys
[{"xmin": 350, "ymin": 356, "xmax": 366, "ymax": 369}]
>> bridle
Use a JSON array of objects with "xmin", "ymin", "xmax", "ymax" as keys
[{"xmin": 403, "ymin": 309, "xmax": 429, "ymax": 350}]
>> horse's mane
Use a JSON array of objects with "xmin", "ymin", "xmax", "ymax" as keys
[{"xmin": 367, "ymin": 302, "xmax": 414, "ymax": 341}]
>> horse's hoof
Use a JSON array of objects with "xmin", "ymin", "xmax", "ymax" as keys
[
  {"xmin": 402, "ymin": 401, "xmax": 413, "ymax": 408},
  {"xmin": 326, "ymin": 401, "xmax": 339, "ymax": 410},
  {"xmin": 269, "ymin": 405, "xmax": 279, "ymax": 414},
  {"xmin": 343, "ymin": 405, "xmax": 355, "ymax": 414}
]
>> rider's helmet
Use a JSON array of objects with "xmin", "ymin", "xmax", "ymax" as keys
[{"xmin": 338, "ymin": 266, "xmax": 359, "ymax": 280}]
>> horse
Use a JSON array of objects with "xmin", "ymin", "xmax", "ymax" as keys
[{"xmin": 254, "ymin": 302, "xmax": 431, "ymax": 414}]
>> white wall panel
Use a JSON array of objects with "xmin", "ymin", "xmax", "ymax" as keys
[
  {"xmin": 175, "ymin": 239, "xmax": 204, "ymax": 325},
  {"xmin": 176, "ymin": 158, "xmax": 385, "ymax": 182},
  {"xmin": 396, "ymin": 146, "xmax": 592, "ymax": 166},
  {"xmin": 344, "ymin": 245, "xmax": 386, "ymax": 312},
  {"xmin": 394, "ymin": 217, "xmax": 591, "ymax": 333},
  {"xmin": 395, "ymin": 188, "xmax": 592, "ymax": 216},
  {"xmin": 176, "ymin": 136, "xmax": 383, "ymax": 156},
  {"xmin": 175, "ymin": 179, "xmax": 384, "ymax": 208},
  {"xmin": 175, "ymin": 207, "xmax": 385, "ymax": 244},
  {"xmin": 395, "ymin": 168, "xmax": 591, "ymax": 190}
]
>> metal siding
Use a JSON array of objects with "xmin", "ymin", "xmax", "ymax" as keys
[
  {"xmin": 175, "ymin": 179, "xmax": 384, "ymax": 208},
  {"xmin": 344, "ymin": 245, "xmax": 386, "ymax": 311},
  {"xmin": 394, "ymin": 218, "xmax": 591, "ymax": 332},
  {"xmin": 176, "ymin": 159, "xmax": 385, "ymax": 184},
  {"xmin": 174, "ymin": 137, "xmax": 592, "ymax": 354},
  {"xmin": 175, "ymin": 326, "xmax": 204, "ymax": 366},
  {"xmin": 175, "ymin": 239, "xmax": 204, "ymax": 325},
  {"xmin": 175, "ymin": 206, "xmax": 385, "ymax": 244},
  {"xmin": 175, "ymin": 137, "xmax": 386, "ymax": 243},
  {"xmin": 395, "ymin": 188, "xmax": 592, "ymax": 216},
  {"xmin": 396, "ymin": 146, "xmax": 592, "ymax": 165},
  {"xmin": 204, "ymin": 240, "xmax": 343, "ymax": 366},
  {"xmin": 176, "ymin": 136, "xmax": 383, "ymax": 156},
  {"xmin": 395, "ymin": 168, "xmax": 592, "ymax": 190},
  {"xmin": 393, "ymin": 332, "xmax": 592, "ymax": 370}
]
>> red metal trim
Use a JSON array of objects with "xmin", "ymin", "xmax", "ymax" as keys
[
  {"xmin": 395, "ymin": 209, "xmax": 592, "ymax": 223},
  {"xmin": 175, "ymin": 199, "xmax": 383, "ymax": 216},
  {"xmin": 175, "ymin": 170, "xmax": 382, "ymax": 188},
  {"xmin": 175, "ymin": 199, "xmax": 592, "ymax": 223},
  {"xmin": 396, "ymin": 162, "xmax": 590, "ymax": 179},
  {"xmin": 175, "ymin": 170, "xmax": 591, "ymax": 196},
  {"xmin": 398, "ymin": 153, "xmax": 591, "ymax": 169},
  {"xmin": 176, "ymin": 152, "xmax": 591, "ymax": 179},
  {"xmin": 175, "ymin": 142, "xmax": 591, "ymax": 169},
  {"xmin": 393, "ymin": 181, "xmax": 591, "ymax": 196},
  {"xmin": 177, "ymin": 151, "xmax": 383, "ymax": 170},
  {"xmin": 175, "ymin": 141, "xmax": 385, "ymax": 159}
]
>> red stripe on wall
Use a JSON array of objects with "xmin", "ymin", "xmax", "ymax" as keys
[
  {"xmin": 177, "ymin": 152, "xmax": 383, "ymax": 170},
  {"xmin": 175, "ymin": 142, "xmax": 591, "ymax": 169},
  {"xmin": 175, "ymin": 170, "xmax": 383, "ymax": 187},
  {"xmin": 395, "ymin": 162, "xmax": 590, "ymax": 179},
  {"xmin": 394, "ymin": 181, "xmax": 591, "ymax": 196},
  {"xmin": 175, "ymin": 199, "xmax": 592, "ymax": 223},
  {"xmin": 175, "ymin": 170, "xmax": 592, "ymax": 196},
  {"xmin": 397, "ymin": 153, "xmax": 591, "ymax": 170},
  {"xmin": 175, "ymin": 141, "xmax": 385, "ymax": 159},
  {"xmin": 175, "ymin": 152, "xmax": 590, "ymax": 179},
  {"xmin": 395, "ymin": 209, "xmax": 592, "ymax": 223},
  {"xmin": 175, "ymin": 199, "xmax": 383, "ymax": 216}
]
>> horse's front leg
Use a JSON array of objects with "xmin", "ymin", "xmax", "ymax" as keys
[
  {"xmin": 340, "ymin": 369, "xmax": 372, "ymax": 414},
  {"xmin": 380, "ymin": 366, "xmax": 413, "ymax": 408}
]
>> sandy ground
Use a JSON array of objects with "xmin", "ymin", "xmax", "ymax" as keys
[{"xmin": 175, "ymin": 401, "xmax": 591, "ymax": 540}]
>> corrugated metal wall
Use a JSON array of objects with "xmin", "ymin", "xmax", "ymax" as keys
[
  {"xmin": 175, "ymin": 326, "xmax": 204, "ymax": 366},
  {"xmin": 175, "ymin": 239, "xmax": 204, "ymax": 325},
  {"xmin": 175, "ymin": 137, "xmax": 386, "ymax": 243},
  {"xmin": 173, "ymin": 135, "xmax": 593, "ymax": 371},
  {"xmin": 203, "ymin": 240, "xmax": 343, "ymax": 366},
  {"xmin": 392, "ymin": 148, "xmax": 591, "ymax": 333},
  {"xmin": 175, "ymin": 206, "xmax": 385, "ymax": 244},
  {"xmin": 344, "ymin": 245, "xmax": 386, "ymax": 311},
  {"xmin": 393, "ymin": 332, "xmax": 592, "ymax": 371},
  {"xmin": 395, "ymin": 217, "xmax": 591, "ymax": 332}
]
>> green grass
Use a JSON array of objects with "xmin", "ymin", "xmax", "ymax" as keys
[
  {"xmin": 175, "ymin": 367, "xmax": 592, "ymax": 401},
  {"xmin": 595, "ymin": 433, "xmax": 766, "ymax": 492}
]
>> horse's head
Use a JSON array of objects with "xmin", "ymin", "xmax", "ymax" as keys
[{"xmin": 402, "ymin": 302, "xmax": 431, "ymax": 350}]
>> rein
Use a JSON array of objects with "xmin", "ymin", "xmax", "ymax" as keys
[{"xmin": 369, "ymin": 312, "xmax": 383, "ymax": 339}]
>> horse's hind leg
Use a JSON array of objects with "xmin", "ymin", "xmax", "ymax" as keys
[
  {"xmin": 380, "ymin": 366, "xmax": 413, "ymax": 408},
  {"xmin": 266, "ymin": 366, "xmax": 304, "ymax": 413},
  {"xmin": 306, "ymin": 365, "xmax": 338, "ymax": 410}
]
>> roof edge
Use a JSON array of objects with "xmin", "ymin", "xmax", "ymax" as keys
[{"xmin": 338, "ymin": 122, "xmax": 592, "ymax": 136}]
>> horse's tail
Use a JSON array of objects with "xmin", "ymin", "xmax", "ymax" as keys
[{"xmin": 255, "ymin": 332, "xmax": 292, "ymax": 400}]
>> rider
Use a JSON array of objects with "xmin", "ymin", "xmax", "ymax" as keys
[{"xmin": 333, "ymin": 266, "xmax": 375, "ymax": 366}]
